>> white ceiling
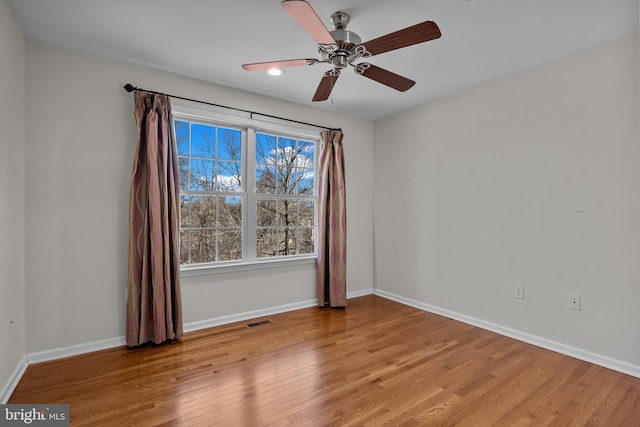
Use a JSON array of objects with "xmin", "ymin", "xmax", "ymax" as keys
[{"xmin": 8, "ymin": 0, "xmax": 639, "ymax": 121}]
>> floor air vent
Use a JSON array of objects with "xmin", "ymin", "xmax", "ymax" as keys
[{"xmin": 246, "ymin": 319, "xmax": 273, "ymax": 328}]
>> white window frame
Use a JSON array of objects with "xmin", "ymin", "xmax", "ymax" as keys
[{"xmin": 173, "ymin": 104, "xmax": 319, "ymax": 276}]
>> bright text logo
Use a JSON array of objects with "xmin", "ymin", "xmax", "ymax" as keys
[{"xmin": 0, "ymin": 405, "xmax": 69, "ymax": 426}]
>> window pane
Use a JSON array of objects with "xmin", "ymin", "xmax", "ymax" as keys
[
  {"xmin": 191, "ymin": 123, "xmax": 217, "ymax": 158},
  {"xmin": 298, "ymin": 228, "xmax": 315, "ymax": 255},
  {"xmin": 218, "ymin": 128, "xmax": 241, "ymax": 161},
  {"xmin": 178, "ymin": 157, "xmax": 189, "ymax": 190},
  {"xmin": 175, "ymin": 120, "xmax": 189, "ymax": 156},
  {"xmin": 257, "ymin": 199, "xmax": 277, "ymax": 227},
  {"xmin": 278, "ymin": 137, "xmax": 296, "ymax": 165},
  {"xmin": 288, "ymin": 169, "xmax": 302, "ymax": 195},
  {"xmin": 190, "ymin": 159, "xmax": 216, "ymax": 191},
  {"xmin": 278, "ymin": 167, "xmax": 296, "ymax": 195},
  {"xmin": 256, "ymin": 165, "xmax": 276, "ymax": 194},
  {"xmin": 278, "ymin": 199, "xmax": 298, "ymax": 227},
  {"xmin": 180, "ymin": 230, "xmax": 189, "ymax": 264},
  {"xmin": 219, "ymin": 196, "xmax": 242, "ymax": 227},
  {"xmin": 278, "ymin": 138, "xmax": 297, "ymax": 196},
  {"xmin": 190, "ymin": 196, "xmax": 216, "ymax": 228},
  {"xmin": 218, "ymin": 229, "xmax": 242, "ymax": 261},
  {"xmin": 180, "ymin": 195, "xmax": 190, "ymax": 228},
  {"xmin": 297, "ymin": 169, "xmax": 314, "ymax": 195},
  {"xmin": 298, "ymin": 140, "xmax": 314, "ymax": 166},
  {"xmin": 278, "ymin": 229, "xmax": 297, "ymax": 256},
  {"xmin": 256, "ymin": 133, "xmax": 277, "ymax": 166},
  {"xmin": 257, "ymin": 229, "xmax": 277, "ymax": 258},
  {"xmin": 190, "ymin": 230, "xmax": 216, "ymax": 263},
  {"xmin": 299, "ymin": 200, "xmax": 314, "ymax": 226},
  {"xmin": 218, "ymin": 161, "xmax": 242, "ymax": 191}
]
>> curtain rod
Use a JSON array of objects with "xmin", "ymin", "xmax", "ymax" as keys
[{"xmin": 123, "ymin": 84, "xmax": 340, "ymax": 132}]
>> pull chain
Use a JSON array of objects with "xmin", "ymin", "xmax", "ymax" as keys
[{"xmin": 330, "ymin": 72, "xmax": 335, "ymax": 104}]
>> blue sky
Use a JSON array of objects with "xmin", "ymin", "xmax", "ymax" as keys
[{"xmin": 175, "ymin": 120, "xmax": 314, "ymax": 195}]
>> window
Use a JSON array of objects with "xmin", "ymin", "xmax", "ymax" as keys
[
  {"xmin": 176, "ymin": 121, "xmax": 244, "ymax": 264},
  {"xmin": 255, "ymin": 133, "xmax": 316, "ymax": 258},
  {"xmin": 174, "ymin": 107, "xmax": 318, "ymax": 270}
]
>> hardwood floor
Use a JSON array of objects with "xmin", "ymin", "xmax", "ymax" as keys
[{"xmin": 9, "ymin": 295, "xmax": 640, "ymax": 426}]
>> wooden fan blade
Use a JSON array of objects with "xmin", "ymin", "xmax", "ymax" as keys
[
  {"xmin": 242, "ymin": 59, "xmax": 315, "ymax": 71},
  {"xmin": 312, "ymin": 70, "xmax": 340, "ymax": 101},
  {"xmin": 281, "ymin": 0, "xmax": 335, "ymax": 45},
  {"xmin": 354, "ymin": 63, "xmax": 415, "ymax": 92},
  {"xmin": 363, "ymin": 21, "xmax": 441, "ymax": 56}
]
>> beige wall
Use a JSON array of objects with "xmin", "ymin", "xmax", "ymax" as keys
[
  {"xmin": 374, "ymin": 33, "xmax": 640, "ymax": 366},
  {"xmin": 24, "ymin": 40, "xmax": 374, "ymax": 354},
  {"xmin": 0, "ymin": 0, "xmax": 27, "ymax": 402}
]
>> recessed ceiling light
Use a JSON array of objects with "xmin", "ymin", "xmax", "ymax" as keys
[{"xmin": 267, "ymin": 68, "xmax": 284, "ymax": 76}]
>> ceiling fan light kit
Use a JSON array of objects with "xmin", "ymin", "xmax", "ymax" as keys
[
  {"xmin": 267, "ymin": 68, "xmax": 285, "ymax": 76},
  {"xmin": 242, "ymin": 0, "xmax": 441, "ymax": 102}
]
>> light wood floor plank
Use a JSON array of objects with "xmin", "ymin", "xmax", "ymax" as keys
[{"xmin": 9, "ymin": 295, "xmax": 640, "ymax": 426}]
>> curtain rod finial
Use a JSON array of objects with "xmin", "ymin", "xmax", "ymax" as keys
[{"xmin": 124, "ymin": 83, "xmax": 136, "ymax": 93}]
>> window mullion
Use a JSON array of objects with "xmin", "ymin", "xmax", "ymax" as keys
[{"xmin": 246, "ymin": 127, "xmax": 257, "ymax": 260}]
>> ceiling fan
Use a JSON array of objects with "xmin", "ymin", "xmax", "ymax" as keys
[{"xmin": 241, "ymin": 0, "xmax": 441, "ymax": 102}]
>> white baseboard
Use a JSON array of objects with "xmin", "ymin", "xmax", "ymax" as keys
[
  {"xmin": 27, "ymin": 336, "xmax": 127, "ymax": 365},
  {"xmin": 1, "ymin": 356, "xmax": 28, "ymax": 404},
  {"xmin": 374, "ymin": 289, "xmax": 640, "ymax": 379},
  {"xmin": 347, "ymin": 287, "xmax": 374, "ymax": 299}
]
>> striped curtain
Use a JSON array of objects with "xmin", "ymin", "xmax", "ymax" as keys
[
  {"xmin": 126, "ymin": 91, "xmax": 183, "ymax": 346},
  {"xmin": 316, "ymin": 129, "xmax": 347, "ymax": 307}
]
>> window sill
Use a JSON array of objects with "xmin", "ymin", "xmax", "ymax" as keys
[{"xmin": 180, "ymin": 255, "xmax": 317, "ymax": 277}]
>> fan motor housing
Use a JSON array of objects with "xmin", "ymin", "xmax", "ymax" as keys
[
  {"xmin": 329, "ymin": 29, "xmax": 362, "ymax": 67},
  {"xmin": 330, "ymin": 29, "xmax": 362, "ymax": 48}
]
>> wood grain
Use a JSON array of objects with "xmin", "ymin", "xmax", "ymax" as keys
[{"xmin": 9, "ymin": 295, "xmax": 640, "ymax": 426}]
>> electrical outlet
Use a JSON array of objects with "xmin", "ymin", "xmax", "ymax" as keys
[
  {"xmin": 514, "ymin": 285, "xmax": 524, "ymax": 299},
  {"xmin": 569, "ymin": 295, "xmax": 581, "ymax": 311}
]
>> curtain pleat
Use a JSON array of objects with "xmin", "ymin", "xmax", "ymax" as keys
[
  {"xmin": 317, "ymin": 130, "xmax": 347, "ymax": 307},
  {"xmin": 126, "ymin": 91, "xmax": 183, "ymax": 346}
]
